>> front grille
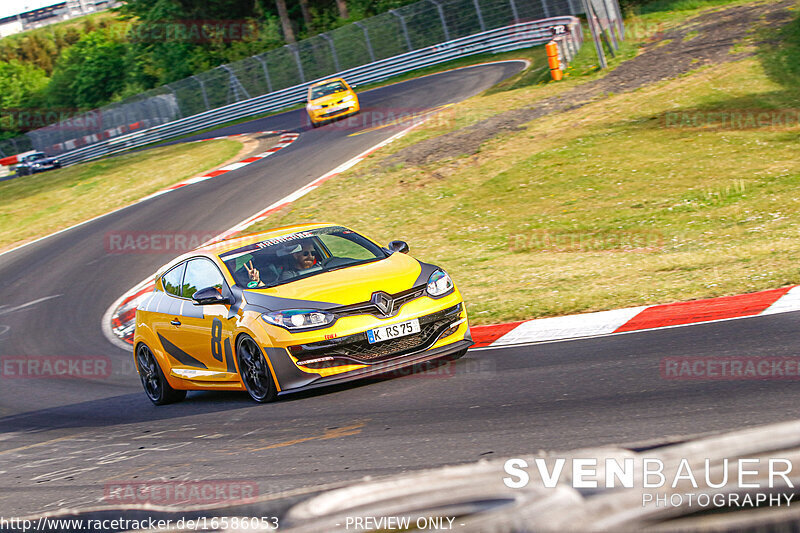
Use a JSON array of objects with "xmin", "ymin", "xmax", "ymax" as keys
[
  {"xmin": 292, "ymin": 304, "xmax": 461, "ymax": 365},
  {"xmin": 332, "ymin": 286, "xmax": 426, "ymax": 319},
  {"xmin": 321, "ymin": 107, "xmax": 351, "ymax": 118}
]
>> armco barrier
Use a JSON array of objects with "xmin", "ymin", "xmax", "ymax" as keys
[{"xmin": 54, "ymin": 17, "xmax": 581, "ymax": 167}]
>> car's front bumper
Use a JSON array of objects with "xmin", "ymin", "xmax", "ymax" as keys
[
  {"xmin": 270, "ymin": 336, "xmax": 473, "ymax": 396},
  {"xmin": 309, "ymin": 103, "xmax": 359, "ymax": 123},
  {"xmin": 29, "ymin": 164, "xmax": 59, "ymax": 173}
]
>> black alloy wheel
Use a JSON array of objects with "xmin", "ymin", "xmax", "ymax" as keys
[
  {"xmin": 136, "ymin": 343, "xmax": 186, "ymax": 405},
  {"xmin": 236, "ymin": 335, "xmax": 277, "ymax": 403}
]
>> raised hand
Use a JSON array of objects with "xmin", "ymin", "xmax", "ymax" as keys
[{"xmin": 245, "ymin": 260, "xmax": 261, "ymax": 286}]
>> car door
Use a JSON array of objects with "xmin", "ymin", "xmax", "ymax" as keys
[
  {"xmin": 177, "ymin": 257, "xmax": 236, "ymax": 373},
  {"xmin": 150, "ymin": 261, "xmax": 190, "ymax": 364}
]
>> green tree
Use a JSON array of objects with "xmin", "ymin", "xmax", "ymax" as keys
[
  {"xmin": 0, "ymin": 60, "xmax": 49, "ymax": 109},
  {"xmin": 46, "ymin": 30, "xmax": 128, "ymax": 109},
  {"xmin": 0, "ymin": 60, "xmax": 49, "ymax": 138}
]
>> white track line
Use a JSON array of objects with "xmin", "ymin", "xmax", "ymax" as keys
[{"xmin": 0, "ymin": 132, "xmax": 295, "ymax": 260}]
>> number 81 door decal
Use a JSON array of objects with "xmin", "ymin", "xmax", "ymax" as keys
[{"xmin": 211, "ymin": 317, "xmax": 239, "ymax": 373}]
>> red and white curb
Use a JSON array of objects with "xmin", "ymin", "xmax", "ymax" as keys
[
  {"xmin": 103, "ymin": 110, "xmax": 444, "ymax": 349},
  {"xmin": 469, "ymin": 286, "xmax": 800, "ymax": 349},
  {"xmin": 139, "ymin": 131, "xmax": 299, "ymax": 202}
]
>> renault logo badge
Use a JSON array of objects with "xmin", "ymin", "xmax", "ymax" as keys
[{"xmin": 371, "ymin": 292, "xmax": 393, "ymax": 316}]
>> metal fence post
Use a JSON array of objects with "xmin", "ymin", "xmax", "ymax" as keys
[
  {"xmin": 566, "ymin": 0, "xmax": 576, "ymax": 14},
  {"xmin": 165, "ymin": 86, "xmax": 182, "ymax": 118},
  {"xmin": 191, "ymin": 76, "xmax": 210, "ymax": 111},
  {"xmin": 391, "ymin": 9, "xmax": 414, "ymax": 51},
  {"xmin": 472, "ymin": 0, "xmax": 486, "ymax": 32},
  {"xmin": 320, "ymin": 33, "xmax": 341, "ymax": 72},
  {"xmin": 581, "ymin": 0, "xmax": 607, "ymax": 69},
  {"xmin": 222, "ymin": 65, "xmax": 252, "ymax": 102},
  {"xmin": 288, "ymin": 44, "xmax": 305, "ymax": 82},
  {"xmin": 509, "ymin": 0, "xmax": 519, "ymax": 22},
  {"xmin": 597, "ymin": 0, "xmax": 619, "ymax": 52},
  {"xmin": 428, "ymin": 0, "xmax": 450, "ymax": 42},
  {"xmin": 540, "ymin": 0, "xmax": 551, "ymax": 18},
  {"xmin": 254, "ymin": 54, "xmax": 273, "ymax": 93},
  {"xmin": 610, "ymin": 0, "xmax": 625, "ymax": 39},
  {"xmin": 354, "ymin": 21, "xmax": 376, "ymax": 63}
]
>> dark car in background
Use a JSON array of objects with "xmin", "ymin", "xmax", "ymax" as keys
[{"xmin": 15, "ymin": 152, "xmax": 61, "ymax": 176}]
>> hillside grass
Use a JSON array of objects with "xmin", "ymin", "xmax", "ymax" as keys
[{"xmin": 245, "ymin": 2, "xmax": 800, "ymax": 324}]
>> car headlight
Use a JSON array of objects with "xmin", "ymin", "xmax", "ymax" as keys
[
  {"xmin": 341, "ymin": 95, "xmax": 354, "ymax": 102},
  {"xmin": 427, "ymin": 269, "xmax": 454, "ymax": 297},
  {"xmin": 262, "ymin": 309, "xmax": 335, "ymax": 330},
  {"xmin": 307, "ymin": 104, "xmax": 324, "ymax": 110}
]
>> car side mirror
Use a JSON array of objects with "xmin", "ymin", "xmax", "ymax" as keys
[
  {"xmin": 388, "ymin": 240, "xmax": 409, "ymax": 254},
  {"xmin": 192, "ymin": 286, "xmax": 230, "ymax": 305}
]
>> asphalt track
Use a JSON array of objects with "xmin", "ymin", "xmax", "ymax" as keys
[{"xmin": 1, "ymin": 61, "xmax": 799, "ymax": 518}]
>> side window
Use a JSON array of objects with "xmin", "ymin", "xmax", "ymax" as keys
[
  {"xmin": 182, "ymin": 258, "xmax": 225, "ymax": 299},
  {"xmin": 162, "ymin": 263, "xmax": 185, "ymax": 297}
]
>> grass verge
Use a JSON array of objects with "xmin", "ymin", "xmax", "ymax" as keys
[
  {"xmin": 246, "ymin": 2, "xmax": 800, "ymax": 325},
  {"xmin": 0, "ymin": 139, "xmax": 242, "ymax": 253}
]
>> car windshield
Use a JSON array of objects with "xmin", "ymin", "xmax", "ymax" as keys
[
  {"xmin": 310, "ymin": 81, "xmax": 347, "ymax": 100},
  {"xmin": 220, "ymin": 226, "xmax": 387, "ymax": 289},
  {"xmin": 27, "ymin": 153, "xmax": 45, "ymax": 161}
]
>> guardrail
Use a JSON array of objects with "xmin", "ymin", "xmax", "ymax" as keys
[{"xmin": 55, "ymin": 16, "xmax": 581, "ymax": 166}]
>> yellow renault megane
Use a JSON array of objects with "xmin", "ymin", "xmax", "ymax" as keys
[
  {"xmin": 133, "ymin": 223, "xmax": 472, "ymax": 404},
  {"xmin": 306, "ymin": 78, "xmax": 360, "ymax": 127}
]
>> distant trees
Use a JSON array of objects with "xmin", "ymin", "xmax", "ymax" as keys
[
  {"xmin": 274, "ymin": 0, "xmax": 297, "ymax": 43},
  {"xmin": 0, "ymin": 0, "xmax": 419, "ymax": 139},
  {"xmin": 45, "ymin": 30, "xmax": 129, "ymax": 109},
  {"xmin": 0, "ymin": 60, "xmax": 49, "ymax": 109},
  {"xmin": 336, "ymin": 0, "xmax": 349, "ymax": 20}
]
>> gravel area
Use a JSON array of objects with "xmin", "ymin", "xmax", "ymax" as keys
[{"xmin": 387, "ymin": 0, "xmax": 795, "ymax": 166}]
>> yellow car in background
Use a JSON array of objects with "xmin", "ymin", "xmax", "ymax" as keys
[
  {"xmin": 133, "ymin": 223, "xmax": 472, "ymax": 404},
  {"xmin": 306, "ymin": 78, "xmax": 360, "ymax": 128}
]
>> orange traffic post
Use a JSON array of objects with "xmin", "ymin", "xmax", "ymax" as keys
[{"xmin": 546, "ymin": 40, "xmax": 563, "ymax": 81}]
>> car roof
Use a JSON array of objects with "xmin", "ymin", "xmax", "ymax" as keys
[{"xmin": 309, "ymin": 78, "xmax": 347, "ymax": 88}]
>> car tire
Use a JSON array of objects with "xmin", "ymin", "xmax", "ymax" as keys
[
  {"xmin": 135, "ymin": 343, "xmax": 186, "ymax": 405},
  {"xmin": 311, "ymin": 120, "xmax": 320, "ymax": 128},
  {"xmin": 236, "ymin": 334, "xmax": 277, "ymax": 403},
  {"xmin": 447, "ymin": 347, "xmax": 469, "ymax": 361}
]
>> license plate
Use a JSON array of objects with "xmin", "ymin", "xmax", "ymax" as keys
[{"xmin": 366, "ymin": 318, "xmax": 420, "ymax": 344}]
